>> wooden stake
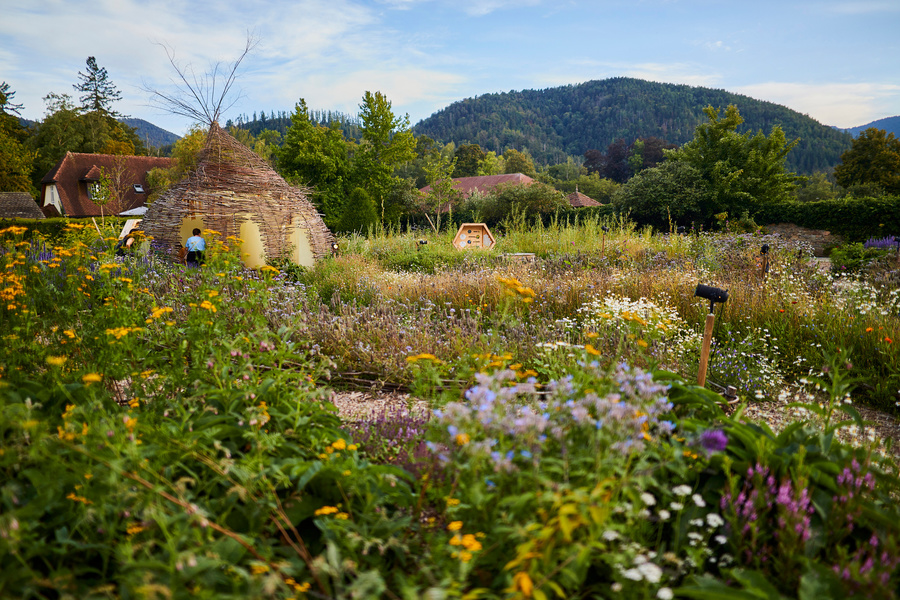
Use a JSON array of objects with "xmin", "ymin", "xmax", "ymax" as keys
[{"xmin": 697, "ymin": 312, "xmax": 715, "ymax": 387}]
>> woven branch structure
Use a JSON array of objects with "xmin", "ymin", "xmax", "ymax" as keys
[{"xmin": 142, "ymin": 122, "xmax": 334, "ymax": 265}]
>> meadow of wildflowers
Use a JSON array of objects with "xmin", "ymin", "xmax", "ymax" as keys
[{"xmin": 1, "ymin": 217, "xmax": 899, "ymax": 599}]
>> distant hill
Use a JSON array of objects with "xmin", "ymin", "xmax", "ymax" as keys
[
  {"xmin": 839, "ymin": 115, "xmax": 900, "ymax": 138},
  {"xmin": 413, "ymin": 77, "xmax": 854, "ymax": 174},
  {"xmin": 119, "ymin": 118, "xmax": 180, "ymax": 149}
]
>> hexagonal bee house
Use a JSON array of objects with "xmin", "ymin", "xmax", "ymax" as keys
[{"xmin": 453, "ymin": 223, "xmax": 495, "ymax": 250}]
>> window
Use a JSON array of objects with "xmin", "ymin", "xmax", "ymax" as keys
[
  {"xmin": 133, "ymin": 184, "xmax": 145, "ymax": 193},
  {"xmin": 87, "ymin": 182, "xmax": 101, "ymax": 200}
]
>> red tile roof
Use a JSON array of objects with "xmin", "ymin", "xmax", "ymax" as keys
[
  {"xmin": 567, "ymin": 190, "xmax": 602, "ymax": 208},
  {"xmin": 419, "ymin": 173, "xmax": 535, "ymax": 197},
  {"xmin": 40, "ymin": 152, "xmax": 174, "ymax": 217}
]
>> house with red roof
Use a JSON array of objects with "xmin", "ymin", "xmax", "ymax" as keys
[
  {"xmin": 419, "ymin": 173, "xmax": 535, "ymax": 198},
  {"xmin": 40, "ymin": 152, "xmax": 174, "ymax": 217}
]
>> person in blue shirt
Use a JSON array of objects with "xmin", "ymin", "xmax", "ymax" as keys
[{"xmin": 185, "ymin": 228, "xmax": 206, "ymax": 267}]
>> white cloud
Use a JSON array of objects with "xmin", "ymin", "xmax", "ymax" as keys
[{"xmin": 732, "ymin": 81, "xmax": 900, "ymax": 128}]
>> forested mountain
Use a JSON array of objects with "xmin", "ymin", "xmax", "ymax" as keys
[
  {"xmin": 413, "ymin": 77, "xmax": 853, "ymax": 174},
  {"xmin": 840, "ymin": 115, "xmax": 900, "ymax": 138},
  {"xmin": 119, "ymin": 118, "xmax": 179, "ymax": 149}
]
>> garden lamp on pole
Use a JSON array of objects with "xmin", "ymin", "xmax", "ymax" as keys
[{"xmin": 694, "ymin": 284, "xmax": 728, "ymax": 387}]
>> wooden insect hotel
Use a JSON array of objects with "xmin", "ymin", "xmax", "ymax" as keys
[
  {"xmin": 141, "ymin": 122, "xmax": 334, "ymax": 268},
  {"xmin": 453, "ymin": 223, "xmax": 495, "ymax": 251}
]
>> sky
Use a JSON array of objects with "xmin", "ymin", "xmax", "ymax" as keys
[{"xmin": 2, "ymin": 0, "xmax": 899, "ymax": 138}]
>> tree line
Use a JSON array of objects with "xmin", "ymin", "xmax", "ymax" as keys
[{"xmin": 4, "ymin": 60, "xmax": 898, "ymax": 238}]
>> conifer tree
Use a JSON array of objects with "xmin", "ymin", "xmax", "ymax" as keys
[{"xmin": 74, "ymin": 57, "xmax": 123, "ymax": 115}]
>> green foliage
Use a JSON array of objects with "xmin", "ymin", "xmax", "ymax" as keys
[
  {"xmin": 414, "ymin": 77, "xmax": 852, "ymax": 173},
  {"xmin": 828, "ymin": 242, "xmax": 890, "ymax": 273},
  {"xmin": 27, "ymin": 92, "xmax": 145, "ymax": 190},
  {"xmin": 666, "ymin": 105, "xmax": 799, "ymax": 223},
  {"xmin": 833, "ymin": 128, "xmax": 900, "ymax": 195},
  {"xmin": 356, "ymin": 91, "xmax": 416, "ymax": 219},
  {"xmin": 613, "ymin": 161, "xmax": 709, "ymax": 229},
  {"xmin": 473, "ymin": 181, "xmax": 569, "ymax": 226},
  {"xmin": 2, "ymin": 219, "xmax": 900, "ymax": 598},
  {"xmin": 145, "ymin": 126, "xmax": 207, "ymax": 202},
  {"xmin": 277, "ymin": 99, "xmax": 354, "ymax": 225},
  {"xmin": 335, "ymin": 187, "xmax": 378, "ymax": 235},
  {"xmin": 74, "ymin": 56, "xmax": 123, "ymax": 115},
  {"xmin": 452, "ymin": 143, "xmax": 485, "ymax": 177},
  {"xmin": 755, "ymin": 195, "xmax": 900, "ymax": 242},
  {"xmin": 502, "ymin": 148, "xmax": 536, "ymax": 177}
]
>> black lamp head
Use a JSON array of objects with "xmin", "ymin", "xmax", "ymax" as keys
[
  {"xmin": 760, "ymin": 244, "xmax": 769, "ymax": 255},
  {"xmin": 695, "ymin": 284, "xmax": 728, "ymax": 313},
  {"xmin": 602, "ymin": 226, "xmax": 610, "ymax": 233},
  {"xmin": 417, "ymin": 239, "xmax": 428, "ymax": 246}
]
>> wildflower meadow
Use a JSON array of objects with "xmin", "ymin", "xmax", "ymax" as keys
[{"xmin": 2, "ymin": 215, "xmax": 900, "ymax": 599}]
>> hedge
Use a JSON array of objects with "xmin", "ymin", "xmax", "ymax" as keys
[{"xmin": 753, "ymin": 195, "xmax": 900, "ymax": 242}]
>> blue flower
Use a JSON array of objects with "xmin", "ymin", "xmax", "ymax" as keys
[{"xmin": 699, "ymin": 429, "xmax": 728, "ymax": 453}]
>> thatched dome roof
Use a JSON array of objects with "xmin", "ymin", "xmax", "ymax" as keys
[{"xmin": 142, "ymin": 122, "xmax": 333, "ymax": 264}]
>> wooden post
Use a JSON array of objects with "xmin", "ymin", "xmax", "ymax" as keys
[{"xmin": 697, "ymin": 312, "xmax": 716, "ymax": 387}]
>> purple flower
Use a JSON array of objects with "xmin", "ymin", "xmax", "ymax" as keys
[{"xmin": 699, "ymin": 429, "xmax": 728, "ymax": 453}]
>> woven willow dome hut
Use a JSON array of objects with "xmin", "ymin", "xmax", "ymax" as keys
[{"xmin": 141, "ymin": 122, "xmax": 333, "ymax": 268}]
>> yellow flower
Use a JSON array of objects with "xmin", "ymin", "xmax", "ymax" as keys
[
  {"xmin": 347, "ymin": 444, "xmax": 358, "ymax": 451},
  {"xmin": 82, "ymin": 373, "xmax": 102, "ymax": 385},
  {"xmin": 455, "ymin": 433, "xmax": 470, "ymax": 445},
  {"xmin": 335, "ymin": 512, "xmax": 350, "ymax": 520},
  {"xmin": 250, "ymin": 564, "xmax": 269, "ymax": 575},
  {"xmin": 314, "ymin": 506, "xmax": 339, "ymax": 516},
  {"xmin": 198, "ymin": 300, "xmax": 217, "ymax": 312},
  {"xmin": 46, "ymin": 355, "xmax": 67, "ymax": 367},
  {"xmin": 128, "ymin": 398, "xmax": 140, "ymax": 408},
  {"xmin": 447, "ymin": 521, "xmax": 463, "ymax": 532},
  {"xmin": 66, "ymin": 492, "xmax": 92, "ymax": 504},
  {"xmin": 513, "ymin": 571, "xmax": 533, "ymax": 596},
  {"xmin": 585, "ymin": 344, "xmax": 601, "ymax": 356},
  {"xmin": 461, "ymin": 534, "xmax": 482, "ymax": 551},
  {"xmin": 126, "ymin": 523, "xmax": 145, "ymax": 536},
  {"xmin": 446, "ymin": 498, "xmax": 460, "ymax": 507},
  {"xmin": 459, "ymin": 550, "xmax": 473, "ymax": 562},
  {"xmin": 63, "ymin": 330, "xmax": 76, "ymax": 339},
  {"xmin": 332, "ymin": 438, "xmax": 347, "ymax": 450},
  {"xmin": 636, "ymin": 339, "xmax": 649, "ymax": 348},
  {"xmin": 406, "ymin": 353, "xmax": 443, "ymax": 364}
]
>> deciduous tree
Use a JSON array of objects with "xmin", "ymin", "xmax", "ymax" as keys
[
  {"xmin": 453, "ymin": 144, "xmax": 485, "ymax": 178},
  {"xmin": 503, "ymin": 148, "xmax": 536, "ymax": 177},
  {"xmin": 666, "ymin": 105, "xmax": 799, "ymax": 220},
  {"xmin": 0, "ymin": 82, "xmax": 35, "ymax": 193},
  {"xmin": 833, "ymin": 128, "xmax": 900, "ymax": 195}
]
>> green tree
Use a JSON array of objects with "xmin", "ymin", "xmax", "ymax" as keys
[
  {"xmin": 278, "ymin": 99, "xmax": 354, "ymax": 226},
  {"xmin": 0, "ymin": 82, "xmax": 35, "ymax": 193},
  {"xmin": 335, "ymin": 187, "xmax": 378, "ymax": 234},
  {"xmin": 833, "ymin": 128, "xmax": 900, "ymax": 195},
  {"xmin": 665, "ymin": 104, "xmax": 799, "ymax": 221},
  {"xmin": 503, "ymin": 148, "xmax": 536, "ymax": 177},
  {"xmin": 356, "ymin": 91, "xmax": 416, "ymax": 219},
  {"xmin": 794, "ymin": 172, "xmax": 837, "ymax": 202},
  {"xmin": 453, "ymin": 144, "xmax": 485, "ymax": 178},
  {"xmin": 74, "ymin": 57, "xmax": 123, "ymax": 115},
  {"xmin": 477, "ymin": 151, "xmax": 505, "ymax": 176},
  {"xmin": 145, "ymin": 125, "xmax": 208, "ymax": 202},
  {"xmin": 613, "ymin": 161, "xmax": 709, "ymax": 229},
  {"xmin": 422, "ymin": 148, "xmax": 459, "ymax": 232}
]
